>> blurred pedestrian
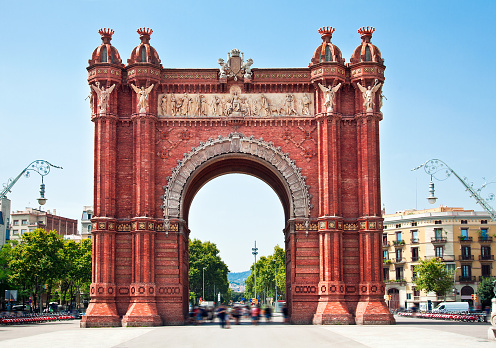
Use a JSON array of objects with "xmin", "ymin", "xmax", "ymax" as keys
[
  {"xmin": 264, "ymin": 305, "xmax": 272, "ymax": 322},
  {"xmin": 217, "ymin": 304, "xmax": 227, "ymax": 328}
]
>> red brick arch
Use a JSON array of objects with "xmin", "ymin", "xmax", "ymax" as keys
[{"xmin": 81, "ymin": 27, "xmax": 394, "ymax": 327}]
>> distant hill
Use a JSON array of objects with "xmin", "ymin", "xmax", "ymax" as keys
[{"xmin": 228, "ymin": 271, "xmax": 250, "ymax": 285}]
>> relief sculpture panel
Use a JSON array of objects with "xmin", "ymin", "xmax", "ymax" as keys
[{"xmin": 158, "ymin": 89, "xmax": 314, "ymax": 117}]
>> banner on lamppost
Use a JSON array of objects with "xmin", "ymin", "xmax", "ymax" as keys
[{"xmin": 5, "ymin": 290, "xmax": 18, "ymax": 302}]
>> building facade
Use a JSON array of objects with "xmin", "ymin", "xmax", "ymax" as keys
[
  {"xmin": 383, "ymin": 207, "xmax": 495, "ymax": 311},
  {"xmin": 81, "ymin": 206, "xmax": 93, "ymax": 240},
  {"xmin": 10, "ymin": 208, "xmax": 78, "ymax": 240},
  {"xmin": 82, "ymin": 26, "xmax": 393, "ymax": 328}
]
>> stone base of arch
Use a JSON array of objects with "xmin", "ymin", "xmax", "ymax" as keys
[
  {"xmin": 355, "ymin": 300, "xmax": 395, "ymax": 325},
  {"xmin": 313, "ymin": 300, "xmax": 354, "ymax": 325},
  {"xmin": 122, "ymin": 301, "xmax": 163, "ymax": 327},
  {"xmin": 80, "ymin": 301, "xmax": 121, "ymax": 328}
]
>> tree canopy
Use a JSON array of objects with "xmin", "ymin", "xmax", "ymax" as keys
[
  {"xmin": 188, "ymin": 238, "xmax": 229, "ymax": 304},
  {"xmin": 413, "ymin": 258, "xmax": 453, "ymax": 297},
  {"xmin": 477, "ymin": 277, "xmax": 495, "ymax": 308}
]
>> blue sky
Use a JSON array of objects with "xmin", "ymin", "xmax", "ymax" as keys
[{"xmin": 1, "ymin": 0, "xmax": 495, "ymax": 271}]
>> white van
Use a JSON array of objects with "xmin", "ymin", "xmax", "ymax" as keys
[{"xmin": 432, "ymin": 302, "xmax": 469, "ymax": 313}]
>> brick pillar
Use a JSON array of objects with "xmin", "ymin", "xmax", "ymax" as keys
[
  {"xmin": 355, "ymin": 113, "xmax": 394, "ymax": 324},
  {"xmin": 81, "ymin": 113, "xmax": 120, "ymax": 328},
  {"xmin": 313, "ymin": 112, "xmax": 353, "ymax": 324},
  {"xmin": 122, "ymin": 112, "xmax": 162, "ymax": 326}
]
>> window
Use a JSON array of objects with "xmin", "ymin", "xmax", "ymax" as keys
[
  {"xmin": 461, "ymin": 246, "xmax": 471, "ymax": 259},
  {"xmin": 395, "ymin": 231, "xmax": 402, "ymax": 242},
  {"xmin": 12, "ymin": 229, "xmax": 18, "ymax": 235},
  {"xmin": 382, "ymin": 234, "xmax": 388, "ymax": 246},
  {"xmin": 413, "ymin": 288, "xmax": 420, "ymax": 297},
  {"xmin": 140, "ymin": 46, "xmax": 147, "ymax": 62},
  {"xmin": 21, "ymin": 229, "xmax": 27, "ymax": 235},
  {"xmin": 411, "ymin": 247, "xmax": 419, "ymax": 262},
  {"xmin": 395, "ymin": 248, "xmax": 402, "ymax": 261},
  {"xmin": 383, "ymin": 268, "xmax": 389, "ymax": 281},
  {"xmin": 435, "ymin": 220, "xmax": 442, "ymax": 225},
  {"xmin": 481, "ymin": 220, "xmax": 488, "ymax": 224},
  {"xmin": 482, "ymin": 264, "xmax": 492, "ymax": 278},
  {"xmin": 481, "ymin": 228, "xmax": 488, "ymax": 238},
  {"xmin": 364, "ymin": 45, "xmax": 371, "ymax": 61},
  {"xmin": 101, "ymin": 46, "xmax": 107, "ymax": 62},
  {"xmin": 411, "ymin": 222, "xmax": 417, "ymax": 227},
  {"xmin": 481, "ymin": 246, "xmax": 491, "ymax": 259},
  {"xmin": 461, "ymin": 228, "xmax": 469, "ymax": 238},
  {"xmin": 383, "ymin": 250, "xmax": 388, "ymax": 260},
  {"xmin": 87, "ymin": 225, "xmax": 91, "ymax": 232},
  {"xmin": 82, "ymin": 211, "xmax": 88, "ymax": 220},
  {"xmin": 406, "ymin": 293, "xmax": 411, "ymax": 300},
  {"xmin": 411, "ymin": 265, "xmax": 417, "ymax": 280},
  {"xmin": 21, "ymin": 220, "xmax": 27, "ymax": 225},
  {"xmin": 481, "ymin": 265, "xmax": 491, "ymax": 277},
  {"xmin": 395, "ymin": 267, "xmax": 404, "ymax": 280},
  {"xmin": 324, "ymin": 46, "xmax": 332, "ymax": 62},
  {"xmin": 88, "ymin": 213, "xmax": 92, "ymax": 219},
  {"xmin": 461, "ymin": 220, "xmax": 467, "ymax": 224},
  {"xmin": 13, "ymin": 220, "xmax": 19, "ymax": 226},
  {"xmin": 435, "ymin": 246, "xmax": 444, "ymax": 258},
  {"xmin": 434, "ymin": 228, "xmax": 443, "ymax": 240},
  {"xmin": 462, "ymin": 265, "xmax": 471, "ymax": 279},
  {"xmin": 445, "ymin": 264, "xmax": 455, "ymax": 273},
  {"xmin": 411, "ymin": 230, "xmax": 418, "ymax": 243}
]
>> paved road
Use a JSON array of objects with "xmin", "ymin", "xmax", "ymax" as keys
[{"xmin": 0, "ymin": 315, "xmax": 494, "ymax": 348}]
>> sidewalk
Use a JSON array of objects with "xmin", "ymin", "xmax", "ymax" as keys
[{"xmin": 0, "ymin": 315, "xmax": 493, "ymax": 348}]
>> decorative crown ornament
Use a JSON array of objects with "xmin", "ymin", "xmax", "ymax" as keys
[
  {"xmin": 318, "ymin": 26, "xmax": 335, "ymax": 39},
  {"xmin": 137, "ymin": 27, "xmax": 153, "ymax": 37},
  {"xmin": 98, "ymin": 28, "xmax": 114, "ymax": 38},
  {"xmin": 230, "ymin": 48, "xmax": 241, "ymax": 57},
  {"xmin": 358, "ymin": 26, "xmax": 375, "ymax": 40}
]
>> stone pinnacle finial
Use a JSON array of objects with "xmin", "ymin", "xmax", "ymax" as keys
[
  {"xmin": 137, "ymin": 27, "xmax": 153, "ymax": 44},
  {"xmin": 358, "ymin": 26, "xmax": 375, "ymax": 42},
  {"xmin": 98, "ymin": 28, "xmax": 114, "ymax": 44}
]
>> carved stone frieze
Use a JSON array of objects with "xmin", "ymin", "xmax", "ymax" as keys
[
  {"xmin": 162, "ymin": 133, "xmax": 313, "ymax": 220},
  {"xmin": 158, "ymin": 89, "xmax": 314, "ymax": 117}
]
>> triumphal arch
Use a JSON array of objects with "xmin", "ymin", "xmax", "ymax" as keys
[{"xmin": 81, "ymin": 26, "xmax": 394, "ymax": 327}]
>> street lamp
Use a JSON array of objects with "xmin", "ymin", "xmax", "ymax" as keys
[
  {"xmin": 202, "ymin": 267, "xmax": 206, "ymax": 303},
  {"xmin": 1, "ymin": 160, "xmax": 62, "ymax": 205},
  {"xmin": 252, "ymin": 241, "xmax": 258, "ymax": 302},
  {"xmin": 413, "ymin": 159, "xmax": 496, "ymax": 221},
  {"xmin": 453, "ymin": 266, "xmax": 461, "ymax": 301}
]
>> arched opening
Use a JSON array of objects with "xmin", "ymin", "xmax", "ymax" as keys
[
  {"xmin": 188, "ymin": 173, "xmax": 285, "ymax": 312},
  {"xmin": 460, "ymin": 285, "xmax": 474, "ymax": 307},
  {"xmin": 182, "ymin": 157, "xmax": 289, "ymax": 319},
  {"xmin": 140, "ymin": 46, "xmax": 147, "ymax": 62},
  {"xmin": 101, "ymin": 46, "xmax": 107, "ymax": 62}
]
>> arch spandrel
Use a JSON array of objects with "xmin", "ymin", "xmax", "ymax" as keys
[{"xmin": 161, "ymin": 132, "xmax": 312, "ymax": 223}]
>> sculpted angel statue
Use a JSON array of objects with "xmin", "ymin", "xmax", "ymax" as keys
[
  {"xmin": 318, "ymin": 83, "xmax": 341, "ymax": 113},
  {"xmin": 91, "ymin": 82, "xmax": 115, "ymax": 113},
  {"xmin": 242, "ymin": 58, "xmax": 254, "ymax": 79},
  {"xmin": 131, "ymin": 83, "xmax": 154, "ymax": 113},
  {"xmin": 357, "ymin": 81, "xmax": 382, "ymax": 112},
  {"xmin": 218, "ymin": 58, "xmax": 228, "ymax": 78}
]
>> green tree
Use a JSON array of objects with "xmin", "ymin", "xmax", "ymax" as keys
[
  {"xmin": 9, "ymin": 229, "xmax": 65, "ymax": 311},
  {"xmin": 477, "ymin": 277, "xmax": 495, "ymax": 308},
  {"xmin": 59, "ymin": 238, "xmax": 92, "ymax": 309},
  {"xmin": 188, "ymin": 238, "xmax": 229, "ymax": 304},
  {"xmin": 245, "ymin": 245, "xmax": 285, "ymax": 303},
  {"xmin": 413, "ymin": 258, "xmax": 453, "ymax": 298},
  {"xmin": 0, "ymin": 241, "xmax": 17, "ymax": 299}
]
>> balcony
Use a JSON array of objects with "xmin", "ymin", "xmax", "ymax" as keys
[
  {"xmin": 385, "ymin": 279, "xmax": 406, "ymax": 285},
  {"xmin": 458, "ymin": 255, "xmax": 474, "ymax": 261},
  {"xmin": 411, "ymin": 238, "xmax": 419, "ymax": 244},
  {"xmin": 411, "ymin": 256, "xmax": 419, "ymax": 262},
  {"xmin": 458, "ymin": 236, "xmax": 473, "ymax": 242},
  {"xmin": 478, "ymin": 236, "xmax": 493, "ymax": 243},
  {"xmin": 392, "ymin": 258, "xmax": 405, "ymax": 264},
  {"xmin": 459, "ymin": 276, "xmax": 476, "ymax": 283},
  {"xmin": 431, "ymin": 237, "xmax": 447, "ymax": 244},
  {"xmin": 479, "ymin": 255, "xmax": 494, "ymax": 261},
  {"xmin": 392, "ymin": 240, "xmax": 406, "ymax": 247},
  {"xmin": 383, "ymin": 259, "xmax": 392, "ymax": 265},
  {"xmin": 382, "ymin": 241, "xmax": 390, "ymax": 249}
]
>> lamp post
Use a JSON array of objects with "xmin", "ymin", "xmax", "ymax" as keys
[
  {"xmin": 412, "ymin": 159, "xmax": 496, "ymax": 221},
  {"xmin": 1, "ymin": 160, "xmax": 62, "ymax": 205},
  {"xmin": 453, "ymin": 266, "xmax": 461, "ymax": 301},
  {"xmin": 202, "ymin": 267, "xmax": 206, "ymax": 303},
  {"xmin": 252, "ymin": 241, "xmax": 258, "ymax": 302}
]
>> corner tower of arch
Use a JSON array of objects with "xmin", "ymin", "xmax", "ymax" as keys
[{"xmin": 81, "ymin": 26, "xmax": 394, "ymax": 327}]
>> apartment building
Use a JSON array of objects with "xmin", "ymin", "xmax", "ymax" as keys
[
  {"xmin": 10, "ymin": 208, "xmax": 78, "ymax": 240},
  {"xmin": 383, "ymin": 207, "xmax": 495, "ymax": 311}
]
